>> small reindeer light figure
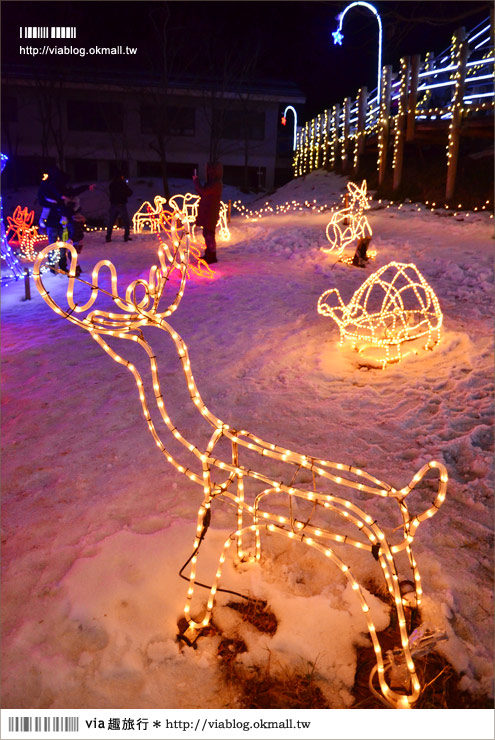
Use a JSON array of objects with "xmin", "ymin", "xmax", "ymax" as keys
[
  {"xmin": 323, "ymin": 180, "xmax": 372, "ymax": 259},
  {"xmin": 34, "ymin": 231, "xmax": 448, "ymax": 709}
]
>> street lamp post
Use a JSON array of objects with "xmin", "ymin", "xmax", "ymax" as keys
[
  {"xmin": 332, "ymin": 1, "xmax": 383, "ymax": 104},
  {"xmin": 281, "ymin": 105, "xmax": 298, "ymax": 150}
]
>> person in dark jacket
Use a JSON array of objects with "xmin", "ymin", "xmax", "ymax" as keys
[
  {"xmin": 192, "ymin": 161, "xmax": 223, "ymax": 264},
  {"xmin": 106, "ymin": 173, "xmax": 133, "ymax": 242},
  {"xmin": 38, "ymin": 166, "xmax": 93, "ymax": 272}
]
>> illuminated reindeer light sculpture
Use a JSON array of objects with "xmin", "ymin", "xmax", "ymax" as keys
[
  {"xmin": 34, "ymin": 230, "xmax": 448, "ymax": 709},
  {"xmin": 323, "ymin": 180, "xmax": 372, "ymax": 261}
]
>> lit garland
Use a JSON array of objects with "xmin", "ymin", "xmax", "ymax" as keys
[
  {"xmin": 1, "ymin": 154, "xmax": 25, "ymax": 285},
  {"xmin": 317, "ymin": 261, "xmax": 443, "ymax": 367},
  {"xmin": 392, "ymin": 57, "xmax": 410, "ymax": 175},
  {"xmin": 19, "ymin": 228, "xmax": 49, "ymax": 262},
  {"xmin": 233, "ymin": 198, "xmax": 331, "ymax": 221},
  {"xmin": 34, "ymin": 236, "xmax": 448, "ymax": 709},
  {"xmin": 323, "ymin": 180, "xmax": 373, "ymax": 257},
  {"xmin": 329, "ymin": 105, "xmax": 339, "ymax": 169},
  {"xmin": 446, "ymin": 30, "xmax": 469, "ymax": 197},
  {"xmin": 132, "ymin": 196, "xmax": 167, "ymax": 233},
  {"xmin": 321, "ymin": 108, "xmax": 330, "ymax": 167}
]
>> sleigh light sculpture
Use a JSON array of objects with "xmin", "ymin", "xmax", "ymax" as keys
[
  {"xmin": 169, "ymin": 194, "xmax": 230, "ymax": 242},
  {"xmin": 318, "ymin": 261, "xmax": 443, "ymax": 368},
  {"xmin": 156, "ymin": 209, "xmax": 215, "ymax": 280},
  {"xmin": 34, "ymin": 234, "xmax": 448, "ymax": 709},
  {"xmin": 132, "ymin": 196, "xmax": 167, "ymax": 233},
  {"xmin": 323, "ymin": 180, "xmax": 372, "ymax": 258}
]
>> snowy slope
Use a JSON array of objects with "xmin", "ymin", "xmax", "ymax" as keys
[{"xmin": 1, "ymin": 170, "xmax": 493, "ymax": 710}]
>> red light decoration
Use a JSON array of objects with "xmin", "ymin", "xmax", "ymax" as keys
[{"xmin": 6, "ymin": 206, "xmax": 35, "ymax": 245}]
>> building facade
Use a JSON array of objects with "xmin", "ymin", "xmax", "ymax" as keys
[{"xmin": 1, "ymin": 67, "xmax": 305, "ymax": 190}]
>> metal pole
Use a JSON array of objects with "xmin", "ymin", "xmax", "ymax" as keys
[{"xmin": 24, "ymin": 268, "xmax": 31, "ymax": 300}]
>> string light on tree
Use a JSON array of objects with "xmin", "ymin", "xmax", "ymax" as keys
[
  {"xmin": 317, "ymin": 261, "xmax": 443, "ymax": 367},
  {"xmin": 34, "ymin": 234, "xmax": 449, "ymax": 709}
]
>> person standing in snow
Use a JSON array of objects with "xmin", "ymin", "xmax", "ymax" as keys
[
  {"xmin": 38, "ymin": 166, "xmax": 94, "ymax": 273},
  {"xmin": 63, "ymin": 195, "xmax": 86, "ymax": 273},
  {"xmin": 192, "ymin": 161, "xmax": 223, "ymax": 264},
  {"xmin": 105, "ymin": 172, "xmax": 133, "ymax": 243}
]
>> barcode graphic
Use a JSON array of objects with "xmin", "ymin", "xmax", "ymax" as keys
[
  {"xmin": 8, "ymin": 717, "xmax": 79, "ymax": 732},
  {"xmin": 19, "ymin": 27, "xmax": 77, "ymax": 39}
]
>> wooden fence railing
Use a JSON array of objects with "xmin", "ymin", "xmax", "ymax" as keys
[{"xmin": 294, "ymin": 18, "xmax": 494, "ymax": 200}]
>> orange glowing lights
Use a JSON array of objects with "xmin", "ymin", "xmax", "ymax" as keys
[
  {"xmin": 323, "ymin": 180, "xmax": 373, "ymax": 258},
  {"xmin": 6, "ymin": 206, "xmax": 35, "ymax": 245},
  {"xmin": 33, "ymin": 235, "xmax": 448, "ymax": 709},
  {"xmin": 317, "ymin": 261, "xmax": 443, "ymax": 367}
]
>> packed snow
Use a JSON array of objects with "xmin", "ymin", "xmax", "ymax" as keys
[{"xmin": 1, "ymin": 171, "xmax": 493, "ymax": 712}]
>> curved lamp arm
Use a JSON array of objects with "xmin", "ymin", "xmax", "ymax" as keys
[
  {"xmin": 282, "ymin": 105, "xmax": 298, "ymax": 150},
  {"xmin": 332, "ymin": 2, "xmax": 383, "ymax": 103}
]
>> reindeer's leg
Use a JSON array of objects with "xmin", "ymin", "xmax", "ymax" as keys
[{"xmin": 232, "ymin": 439, "xmax": 250, "ymax": 561}]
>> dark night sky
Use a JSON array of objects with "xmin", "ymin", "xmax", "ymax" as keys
[{"xmin": 2, "ymin": 1, "xmax": 491, "ymax": 117}]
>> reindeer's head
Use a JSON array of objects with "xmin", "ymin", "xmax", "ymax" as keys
[
  {"xmin": 33, "ymin": 226, "xmax": 191, "ymax": 338},
  {"xmin": 347, "ymin": 180, "xmax": 370, "ymax": 212}
]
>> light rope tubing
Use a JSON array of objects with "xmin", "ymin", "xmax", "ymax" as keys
[
  {"xmin": 33, "ymin": 232, "xmax": 447, "ymax": 709},
  {"xmin": 318, "ymin": 262, "xmax": 443, "ymax": 367}
]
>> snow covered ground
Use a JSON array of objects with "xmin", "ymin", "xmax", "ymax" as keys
[{"xmin": 1, "ymin": 171, "xmax": 493, "ymax": 713}]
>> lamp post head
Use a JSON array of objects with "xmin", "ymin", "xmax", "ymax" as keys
[{"xmin": 332, "ymin": 28, "xmax": 344, "ymax": 45}]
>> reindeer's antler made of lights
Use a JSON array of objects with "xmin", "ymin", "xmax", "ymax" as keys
[{"xmin": 33, "ymin": 226, "xmax": 448, "ymax": 709}]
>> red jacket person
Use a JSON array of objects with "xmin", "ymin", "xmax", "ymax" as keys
[{"xmin": 192, "ymin": 161, "xmax": 223, "ymax": 264}]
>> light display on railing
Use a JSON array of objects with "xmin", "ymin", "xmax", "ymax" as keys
[
  {"xmin": 317, "ymin": 261, "xmax": 443, "ymax": 367},
  {"xmin": 34, "ymin": 235, "xmax": 449, "ymax": 709},
  {"xmin": 294, "ymin": 15, "xmax": 493, "ymax": 178},
  {"xmin": 132, "ymin": 195, "xmax": 167, "ymax": 233},
  {"xmin": 1, "ymin": 154, "xmax": 25, "ymax": 285},
  {"xmin": 323, "ymin": 180, "xmax": 372, "ymax": 257}
]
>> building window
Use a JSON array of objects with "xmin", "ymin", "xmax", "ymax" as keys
[
  {"xmin": 68, "ymin": 158, "xmax": 98, "ymax": 182},
  {"xmin": 137, "ymin": 160, "xmax": 162, "ymax": 178},
  {"xmin": 67, "ymin": 100, "xmax": 123, "ymax": 132},
  {"xmin": 140, "ymin": 105, "xmax": 195, "ymax": 136},
  {"xmin": 215, "ymin": 109, "xmax": 265, "ymax": 141}
]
